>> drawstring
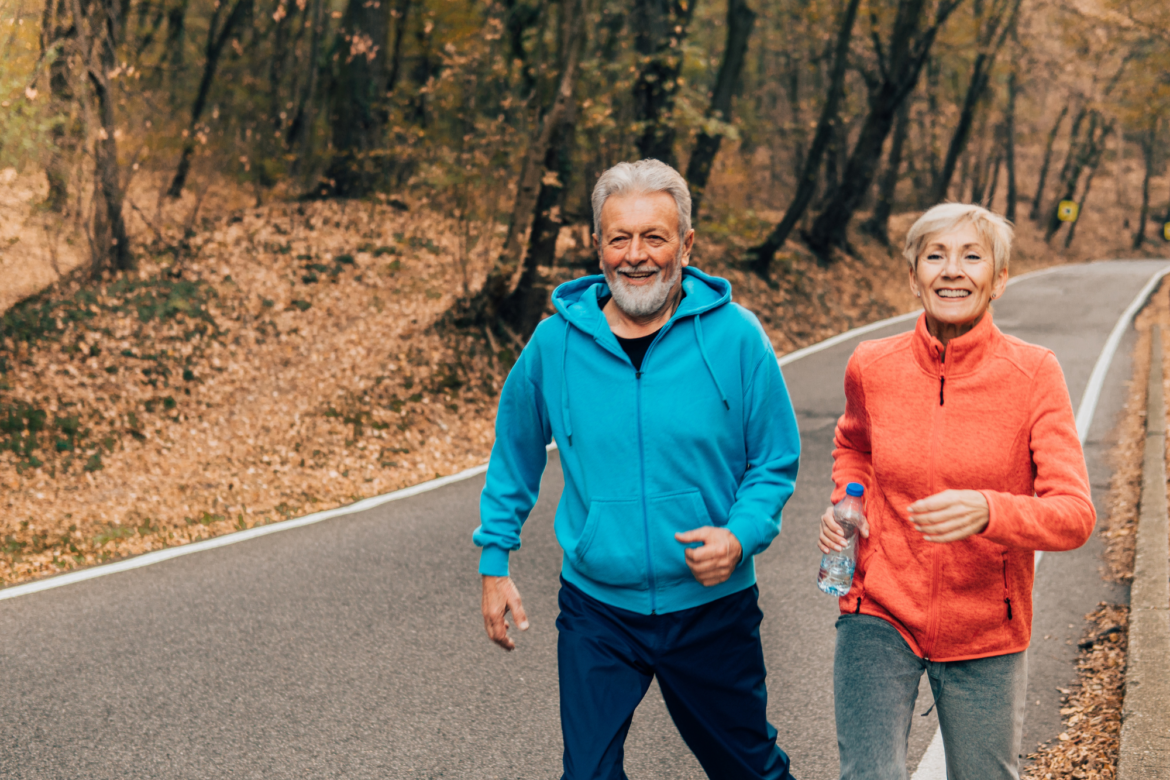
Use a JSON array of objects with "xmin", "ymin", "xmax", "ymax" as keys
[
  {"xmin": 561, "ymin": 320, "xmax": 573, "ymax": 446},
  {"xmin": 694, "ymin": 314, "xmax": 730, "ymax": 410}
]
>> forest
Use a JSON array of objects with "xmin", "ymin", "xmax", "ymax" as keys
[
  {"xmin": 1, "ymin": 0, "xmax": 1168, "ymax": 338},
  {"xmin": 2, "ymin": 0, "xmax": 1170, "ymax": 596}
]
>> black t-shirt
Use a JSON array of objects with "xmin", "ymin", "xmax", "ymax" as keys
[
  {"xmin": 615, "ymin": 331, "xmax": 659, "ymax": 371},
  {"xmin": 598, "ymin": 292, "xmax": 663, "ymax": 371}
]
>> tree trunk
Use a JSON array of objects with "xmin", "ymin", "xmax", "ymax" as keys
[
  {"xmin": 286, "ymin": 0, "xmax": 327, "ymax": 163},
  {"xmin": 386, "ymin": 0, "xmax": 411, "ymax": 96},
  {"xmin": 860, "ymin": 96, "xmax": 911, "ymax": 244},
  {"xmin": 930, "ymin": 0, "xmax": 1017, "ymax": 203},
  {"xmin": 69, "ymin": 0, "xmax": 133, "ymax": 273},
  {"xmin": 745, "ymin": 0, "xmax": 862, "ymax": 276},
  {"xmin": 164, "ymin": 0, "xmax": 191, "ymax": 79},
  {"xmin": 632, "ymin": 0, "xmax": 697, "ymax": 167},
  {"xmin": 458, "ymin": 0, "xmax": 585, "ymax": 336},
  {"xmin": 684, "ymin": 0, "xmax": 756, "ymax": 220},
  {"xmin": 1003, "ymin": 67, "xmax": 1018, "ymax": 220},
  {"xmin": 1134, "ymin": 121, "xmax": 1156, "ymax": 249},
  {"xmin": 1028, "ymin": 101, "xmax": 1069, "ymax": 221},
  {"xmin": 804, "ymin": 0, "xmax": 966, "ymax": 261},
  {"xmin": 167, "ymin": 0, "xmax": 253, "ymax": 197},
  {"xmin": 320, "ymin": 0, "xmax": 392, "ymax": 196},
  {"xmin": 41, "ymin": 0, "xmax": 76, "ymax": 213}
]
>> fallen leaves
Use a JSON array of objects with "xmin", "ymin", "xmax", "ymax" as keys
[{"xmin": 1023, "ymin": 604, "xmax": 1129, "ymax": 780}]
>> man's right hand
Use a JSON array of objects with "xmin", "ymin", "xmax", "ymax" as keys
[{"xmin": 481, "ymin": 575, "xmax": 529, "ymax": 651}]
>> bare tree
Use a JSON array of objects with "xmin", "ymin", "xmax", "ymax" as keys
[
  {"xmin": 67, "ymin": 0, "xmax": 133, "ymax": 272},
  {"xmin": 632, "ymin": 0, "xmax": 697, "ymax": 167},
  {"xmin": 860, "ymin": 95, "xmax": 911, "ymax": 243},
  {"xmin": 684, "ymin": 0, "xmax": 756, "ymax": 219},
  {"xmin": 453, "ymin": 0, "xmax": 587, "ymax": 338},
  {"xmin": 746, "ymin": 0, "xmax": 862, "ymax": 276},
  {"xmin": 803, "ymin": 0, "xmax": 967, "ymax": 262},
  {"xmin": 1027, "ymin": 101, "xmax": 1070, "ymax": 221},
  {"xmin": 166, "ymin": 0, "xmax": 254, "ymax": 197},
  {"xmin": 930, "ymin": 0, "xmax": 1019, "ymax": 202},
  {"xmin": 1133, "ymin": 118, "xmax": 1158, "ymax": 249}
]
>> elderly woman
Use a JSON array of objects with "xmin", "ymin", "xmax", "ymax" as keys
[{"xmin": 818, "ymin": 203, "xmax": 1096, "ymax": 780}]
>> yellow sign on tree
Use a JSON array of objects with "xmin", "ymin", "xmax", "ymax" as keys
[
  {"xmin": 1164, "ymin": 222, "xmax": 1170, "ymax": 242},
  {"xmin": 1057, "ymin": 201, "xmax": 1079, "ymax": 223}
]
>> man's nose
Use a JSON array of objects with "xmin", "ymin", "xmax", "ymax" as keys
[{"xmin": 627, "ymin": 236, "xmax": 651, "ymax": 262}]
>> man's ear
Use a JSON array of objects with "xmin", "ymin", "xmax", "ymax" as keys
[{"xmin": 681, "ymin": 229, "xmax": 695, "ymax": 267}]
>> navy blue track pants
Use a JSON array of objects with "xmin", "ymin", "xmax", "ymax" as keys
[{"xmin": 556, "ymin": 578, "xmax": 794, "ymax": 780}]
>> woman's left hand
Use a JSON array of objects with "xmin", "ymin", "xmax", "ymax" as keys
[{"xmin": 907, "ymin": 490, "xmax": 989, "ymax": 543}]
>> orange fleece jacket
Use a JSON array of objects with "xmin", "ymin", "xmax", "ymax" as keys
[{"xmin": 831, "ymin": 312, "xmax": 1096, "ymax": 662}]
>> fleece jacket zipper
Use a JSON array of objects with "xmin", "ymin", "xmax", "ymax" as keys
[{"xmin": 923, "ymin": 346, "xmax": 947, "ymax": 658}]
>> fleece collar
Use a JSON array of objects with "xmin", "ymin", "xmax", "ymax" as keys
[{"xmin": 910, "ymin": 309, "xmax": 1001, "ymax": 377}]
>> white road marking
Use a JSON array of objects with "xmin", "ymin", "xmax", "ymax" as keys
[{"xmin": 909, "ymin": 262, "xmax": 1170, "ymax": 780}]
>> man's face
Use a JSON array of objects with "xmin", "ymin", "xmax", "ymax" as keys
[{"xmin": 594, "ymin": 191, "xmax": 694, "ymax": 318}]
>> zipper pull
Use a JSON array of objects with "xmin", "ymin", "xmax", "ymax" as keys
[
  {"xmin": 1004, "ymin": 597, "xmax": 1013, "ymax": 620},
  {"xmin": 939, "ymin": 376, "xmax": 945, "ymax": 405},
  {"xmin": 635, "ymin": 371, "xmax": 643, "ymax": 379}
]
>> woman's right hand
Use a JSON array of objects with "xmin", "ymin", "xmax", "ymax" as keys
[{"xmin": 817, "ymin": 505, "xmax": 870, "ymax": 554}]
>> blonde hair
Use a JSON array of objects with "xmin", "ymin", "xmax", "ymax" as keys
[{"xmin": 903, "ymin": 203, "xmax": 1014, "ymax": 275}]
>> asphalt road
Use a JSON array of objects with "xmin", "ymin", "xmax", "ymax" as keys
[{"xmin": 1, "ymin": 260, "xmax": 1165, "ymax": 780}]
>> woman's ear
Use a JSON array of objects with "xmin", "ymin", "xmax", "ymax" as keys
[
  {"xmin": 908, "ymin": 267, "xmax": 920, "ymax": 298},
  {"xmin": 992, "ymin": 267, "xmax": 1009, "ymax": 300}
]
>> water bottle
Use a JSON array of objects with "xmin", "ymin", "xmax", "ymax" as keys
[{"xmin": 817, "ymin": 482, "xmax": 865, "ymax": 596}]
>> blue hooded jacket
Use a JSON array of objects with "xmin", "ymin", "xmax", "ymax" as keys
[{"xmin": 473, "ymin": 267, "xmax": 801, "ymax": 614}]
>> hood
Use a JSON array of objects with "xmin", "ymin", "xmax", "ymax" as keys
[
  {"xmin": 549, "ymin": 267, "xmax": 735, "ymax": 447},
  {"xmin": 552, "ymin": 266, "xmax": 732, "ymax": 335}
]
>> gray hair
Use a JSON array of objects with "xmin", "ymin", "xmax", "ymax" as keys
[
  {"xmin": 903, "ymin": 203, "xmax": 1014, "ymax": 276},
  {"xmin": 591, "ymin": 159, "xmax": 693, "ymax": 240}
]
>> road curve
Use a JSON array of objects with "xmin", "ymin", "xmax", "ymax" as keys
[{"xmin": 0, "ymin": 260, "xmax": 1164, "ymax": 779}]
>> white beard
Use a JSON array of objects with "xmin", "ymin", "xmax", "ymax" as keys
[{"xmin": 604, "ymin": 257, "xmax": 683, "ymax": 318}]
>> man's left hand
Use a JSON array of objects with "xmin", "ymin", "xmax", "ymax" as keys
[{"xmin": 675, "ymin": 527, "xmax": 742, "ymax": 586}]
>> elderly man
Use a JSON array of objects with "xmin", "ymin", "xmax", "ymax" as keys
[{"xmin": 473, "ymin": 159, "xmax": 801, "ymax": 780}]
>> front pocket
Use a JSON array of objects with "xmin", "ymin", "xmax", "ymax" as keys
[
  {"xmin": 572, "ymin": 498, "xmax": 648, "ymax": 588},
  {"xmin": 648, "ymin": 490, "xmax": 714, "ymax": 586}
]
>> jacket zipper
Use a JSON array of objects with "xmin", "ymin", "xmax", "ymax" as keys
[
  {"xmin": 923, "ymin": 345, "xmax": 947, "ymax": 658},
  {"xmin": 635, "ymin": 368, "xmax": 657, "ymax": 614},
  {"xmin": 938, "ymin": 345, "xmax": 947, "ymax": 405},
  {"xmin": 1002, "ymin": 552, "xmax": 1013, "ymax": 620}
]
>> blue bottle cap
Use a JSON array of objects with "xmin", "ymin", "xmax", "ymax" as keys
[{"xmin": 845, "ymin": 482, "xmax": 864, "ymax": 497}]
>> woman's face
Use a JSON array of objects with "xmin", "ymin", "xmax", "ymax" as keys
[{"xmin": 909, "ymin": 224, "xmax": 1007, "ymax": 332}]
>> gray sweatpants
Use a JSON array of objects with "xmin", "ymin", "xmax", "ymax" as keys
[{"xmin": 834, "ymin": 614, "xmax": 1027, "ymax": 780}]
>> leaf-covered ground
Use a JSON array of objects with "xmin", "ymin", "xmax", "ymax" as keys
[{"xmin": 0, "ymin": 198, "xmax": 507, "ymax": 584}]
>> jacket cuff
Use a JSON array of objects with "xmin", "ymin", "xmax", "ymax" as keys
[
  {"xmin": 725, "ymin": 516, "xmax": 765, "ymax": 568},
  {"xmin": 977, "ymin": 489, "xmax": 1003, "ymax": 544},
  {"xmin": 478, "ymin": 545, "xmax": 511, "ymax": 577}
]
